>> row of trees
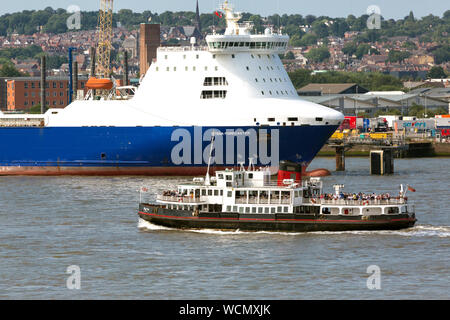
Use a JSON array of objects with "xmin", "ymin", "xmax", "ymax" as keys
[
  {"xmin": 288, "ymin": 69, "xmax": 405, "ymax": 91},
  {"xmin": 1, "ymin": 7, "xmax": 449, "ymax": 43}
]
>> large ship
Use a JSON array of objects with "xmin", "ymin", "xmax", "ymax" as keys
[{"xmin": 0, "ymin": 1, "xmax": 343, "ymax": 176}]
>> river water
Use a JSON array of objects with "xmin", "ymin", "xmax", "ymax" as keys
[{"xmin": 0, "ymin": 157, "xmax": 448, "ymax": 300}]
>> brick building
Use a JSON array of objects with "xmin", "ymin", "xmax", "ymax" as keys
[{"xmin": 6, "ymin": 76, "xmax": 88, "ymax": 111}]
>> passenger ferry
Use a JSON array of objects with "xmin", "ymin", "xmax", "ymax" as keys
[
  {"xmin": 138, "ymin": 161, "xmax": 417, "ymax": 232},
  {"xmin": 0, "ymin": 1, "xmax": 343, "ymax": 176}
]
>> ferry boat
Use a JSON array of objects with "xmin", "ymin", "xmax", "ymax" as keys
[
  {"xmin": 0, "ymin": 1, "xmax": 343, "ymax": 176},
  {"xmin": 138, "ymin": 161, "xmax": 417, "ymax": 232}
]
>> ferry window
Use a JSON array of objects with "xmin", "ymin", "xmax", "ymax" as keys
[
  {"xmin": 218, "ymin": 174, "xmax": 224, "ymax": 179},
  {"xmin": 193, "ymin": 66, "xmax": 196, "ymax": 71},
  {"xmin": 196, "ymin": 55, "xmax": 199, "ymax": 59},
  {"xmin": 246, "ymin": 66, "xmax": 250, "ymax": 71},
  {"xmin": 214, "ymin": 190, "xmax": 219, "ymax": 196},
  {"xmin": 255, "ymin": 78, "xmax": 258, "ymax": 82},
  {"xmin": 227, "ymin": 206, "xmax": 231, "ymax": 212},
  {"xmin": 268, "ymin": 118, "xmax": 275, "ymax": 122},
  {"xmin": 387, "ymin": 207, "xmax": 399, "ymax": 214},
  {"xmin": 213, "ymin": 54, "xmax": 216, "ymax": 59},
  {"xmin": 208, "ymin": 190, "xmax": 212, "ymax": 196},
  {"xmin": 183, "ymin": 55, "xmax": 186, "ymax": 59},
  {"xmin": 239, "ymin": 207, "xmax": 244, "ymax": 213},
  {"xmin": 233, "ymin": 206, "xmax": 237, "ymax": 212},
  {"xmin": 226, "ymin": 182, "xmax": 232, "ymax": 187},
  {"xmin": 248, "ymin": 173, "xmax": 253, "ymax": 179},
  {"xmin": 271, "ymin": 208, "xmax": 276, "ymax": 214},
  {"xmin": 202, "ymin": 190, "xmax": 206, "ymax": 196},
  {"xmin": 258, "ymin": 208, "xmax": 263, "ymax": 213},
  {"xmin": 251, "ymin": 54, "xmax": 254, "ymax": 58},
  {"xmin": 173, "ymin": 67, "xmax": 177, "ymax": 71},
  {"xmin": 316, "ymin": 117, "xmax": 323, "ymax": 122},
  {"xmin": 252, "ymin": 207, "xmax": 257, "ymax": 213},
  {"xmin": 166, "ymin": 67, "xmax": 170, "ymax": 71},
  {"xmin": 227, "ymin": 191, "xmax": 232, "ymax": 197},
  {"xmin": 277, "ymin": 207, "xmax": 282, "ymax": 213},
  {"xmin": 261, "ymin": 91, "xmax": 265, "ymax": 95},
  {"xmin": 156, "ymin": 67, "xmax": 159, "ymax": 71},
  {"xmin": 288, "ymin": 117, "xmax": 298, "ymax": 122},
  {"xmin": 226, "ymin": 175, "xmax": 232, "ymax": 181},
  {"xmin": 264, "ymin": 208, "xmax": 270, "ymax": 214},
  {"xmin": 232, "ymin": 54, "xmax": 235, "ymax": 59},
  {"xmin": 245, "ymin": 207, "xmax": 250, "ymax": 213},
  {"xmin": 205, "ymin": 66, "xmax": 208, "ymax": 71},
  {"xmin": 284, "ymin": 207, "xmax": 289, "ymax": 213}
]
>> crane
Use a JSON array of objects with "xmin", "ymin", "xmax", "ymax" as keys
[
  {"xmin": 96, "ymin": 0, "xmax": 114, "ymax": 78},
  {"xmin": 86, "ymin": 0, "xmax": 114, "ymax": 94}
]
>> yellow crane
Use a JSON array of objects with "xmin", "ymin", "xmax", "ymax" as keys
[
  {"xmin": 87, "ymin": 0, "xmax": 114, "ymax": 92},
  {"xmin": 96, "ymin": 0, "xmax": 114, "ymax": 78}
]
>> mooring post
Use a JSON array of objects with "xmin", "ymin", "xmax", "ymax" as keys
[{"xmin": 336, "ymin": 146, "xmax": 345, "ymax": 171}]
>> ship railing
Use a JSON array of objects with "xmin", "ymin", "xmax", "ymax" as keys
[
  {"xmin": 312, "ymin": 199, "xmax": 407, "ymax": 206},
  {"xmin": 235, "ymin": 198, "xmax": 291, "ymax": 205},
  {"xmin": 157, "ymin": 195, "xmax": 205, "ymax": 204},
  {"xmin": 158, "ymin": 46, "xmax": 209, "ymax": 52}
]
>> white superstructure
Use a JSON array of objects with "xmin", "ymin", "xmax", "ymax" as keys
[{"xmin": 42, "ymin": 1, "xmax": 343, "ymax": 128}]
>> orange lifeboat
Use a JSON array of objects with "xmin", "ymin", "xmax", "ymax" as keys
[{"xmin": 86, "ymin": 77, "xmax": 114, "ymax": 90}]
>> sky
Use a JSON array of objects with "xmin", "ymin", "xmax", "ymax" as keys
[{"xmin": 1, "ymin": 0, "xmax": 448, "ymax": 19}]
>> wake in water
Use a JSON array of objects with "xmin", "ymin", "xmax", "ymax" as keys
[{"xmin": 137, "ymin": 219, "xmax": 450, "ymax": 238}]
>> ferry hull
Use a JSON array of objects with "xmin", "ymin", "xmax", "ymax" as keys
[
  {"xmin": 0, "ymin": 125, "xmax": 337, "ymax": 176},
  {"xmin": 138, "ymin": 205, "xmax": 417, "ymax": 233}
]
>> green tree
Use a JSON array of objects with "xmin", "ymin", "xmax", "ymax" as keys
[
  {"xmin": 305, "ymin": 46, "xmax": 330, "ymax": 63},
  {"xmin": 427, "ymin": 66, "xmax": 447, "ymax": 79}
]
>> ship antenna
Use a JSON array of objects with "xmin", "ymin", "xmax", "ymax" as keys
[{"xmin": 205, "ymin": 135, "xmax": 215, "ymax": 186}]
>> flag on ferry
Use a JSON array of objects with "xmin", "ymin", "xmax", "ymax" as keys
[
  {"xmin": 215, "ymin": 11, "xmax": 223, "ymax": 18},
  {"xmin": 407, "ymin": 185, "xmax": 416, "ymax": 192}
]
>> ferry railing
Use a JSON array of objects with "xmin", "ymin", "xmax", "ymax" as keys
[
  {"xmin": 311, "ymin": 199, "xmax": 407, "ymax": 206},
  {"xmin": 157, "ymin": 195, "xmax": 205, "ymax": 204}
]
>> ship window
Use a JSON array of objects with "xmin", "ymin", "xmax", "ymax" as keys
[
  {"xmin": 258, "ymin": 207, "xmax": 263, "ymax": 213},
  {"xmin": 261, "ymin": 91, "xmax": 265, "ymax": 95},
  {"xmin": 202, "ymin": 190, "xmax": 206, "ymax": 196},
  {"xmin": 214, "ymin": 190, "xmax": 219, "ymax": 196},
  {"xmin": 245, "ymin": 207, "xmax": 250, "ymax": 213},
  {"xmin": 251, "ymin": 54, "xmax": 254, "ymax": 58},
  {"xmin": 271, "ymin": 208, "xmax": 276, "ymax": 214},
  {"xmin": 288, "ymin": 117, "xmax": 298, "ymax": 122},
  {"xmin": 264, "ymin": 207, "xmax": 269, "ymax": 214},
  {"xmin": 227, "ymin": 206, "xmax": 231, "ymax": 212},
  {"xmin": 215, "ymin": 66, "xmax": 218, "ymax": 71},
  {"xmin": 316, "ymin": 117, "xmax": 323, "ymax": 122},
  {"xmin": 208, "ymin": 190, "xmax": 212, "ymax": 196},
  {"xmin": 277, "ymin": 206, "xmax": 282, "ymax": 213},
  {"xmin": 284, "ymin": 207, "xmax": 289, "ymax": 213},
  {"xmin": 246, "ymin": 66, "xmax": 250, "ymax": 71},
  {"xmin": 252, "ymin": 207, "xmax": 257, "ymax": 213},
  {"xmin": 255, "ymin": 78, "xmax": 258, "ymax": 82},
  {"xmin": 268, "ymin": 118, "xmax": 275, "ymax": 122},
  {"xmin": 200, "ymin": 90, "xmax": 227, "ymax": 99},
  {"xmin": 232, "ymin": 54, "xmax": 235, "ymax": 58},
  {"xmin": 227, "ymin": 191, "xmax": 232, "ymax": 197},
  {"xmin": 239, "ymin": 207, "xmax": 244, "ymax": 213}
]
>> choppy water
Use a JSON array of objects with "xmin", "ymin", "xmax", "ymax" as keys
[{"xmin": 0, "ymin": 158, "xmax": 448, "ymax": 300}]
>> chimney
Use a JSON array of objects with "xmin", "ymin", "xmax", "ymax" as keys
[
  {"xmin": 140, "ymin": 23, "xmax": 160, "ymax": 77},
  {"xmin": 73, "ymin": 61, "xmax": 78, "ymax": 102}
]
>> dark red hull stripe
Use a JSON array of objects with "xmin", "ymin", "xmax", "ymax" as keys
[{"xmin": 138, "ymin": 211, "xmax": 415, "ymax": 224}]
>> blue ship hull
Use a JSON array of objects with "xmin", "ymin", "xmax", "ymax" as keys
[{"xmin": 0, "ymin": 125, "xmax": 337, "ymax": 175}]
